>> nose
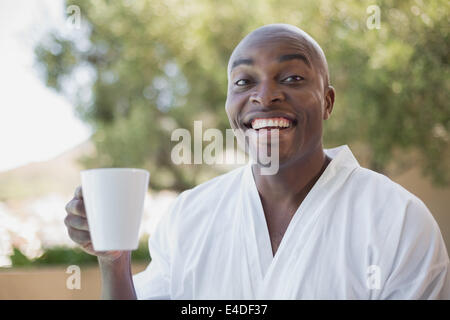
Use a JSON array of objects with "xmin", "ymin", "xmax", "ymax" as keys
[{"xmin": 250, "ymin": 82, "xmax": 285, "ymax": 106}]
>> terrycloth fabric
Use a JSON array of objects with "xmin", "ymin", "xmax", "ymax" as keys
[{"xmin": 133, "ymin": 145, "xmax": 450, "ymax": 299}]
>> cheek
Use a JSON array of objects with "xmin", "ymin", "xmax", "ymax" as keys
[
  {"xmin": 225, "ymin": 95, "xmax": 244, "ymax": 129},
  {"xmin": 300, "ymin": 89, "xmax": 324, "ymax": 124},
  {"xmin": 226, "ymin": 93, "xmax": 247, "ymax": 116}
]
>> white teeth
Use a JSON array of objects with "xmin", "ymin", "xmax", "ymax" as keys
[{"xmin": 251, "ymin": 118, "xmax": 292, "ymax": 129}]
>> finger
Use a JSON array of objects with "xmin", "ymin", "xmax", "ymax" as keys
[
  {"xmin": 67, "ymin": 227, "xmax": 91, "ymax": 245},
  {"xmin": 74, "ymin": 186, "xmax": 83, "ymax": 200},
  {"xmin": 64, "ymin": 214, "xmax": 89, "ymax": 231},
  {"xmin": 65, "ymin": 199, "xmax": 86, "ymax": 217}
]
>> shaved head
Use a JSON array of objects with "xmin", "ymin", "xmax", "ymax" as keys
[{"xmin": 227, "ymin": 24, "xmax": 330, "ymax": 88}]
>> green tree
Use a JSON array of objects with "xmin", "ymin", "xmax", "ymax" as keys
[{"xmin": 35, "ymin": 0, "xmax": 449, "ymax": 190}]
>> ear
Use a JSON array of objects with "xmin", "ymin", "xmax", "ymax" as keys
[{"xmin": 323, "ymin": 85, "xmax": 335, "ymax": 120}]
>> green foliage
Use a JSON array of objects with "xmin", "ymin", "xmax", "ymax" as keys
[
  {"xmin": 10, "ymin": 248, "xmax": 35, "ymax": 267},
  {"xmin": 10, "ymin": 238, "xmax": 150, "ymax": 267},
  {"xmin": 35, "ymin": 0, "xmax": 450, "ymax": 189}
]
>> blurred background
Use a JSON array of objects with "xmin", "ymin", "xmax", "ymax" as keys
[{"xmin": 0, "ymin": 0, "xmax": 448, "ymax": 299}]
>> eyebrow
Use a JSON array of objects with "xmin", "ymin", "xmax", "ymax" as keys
[
  {"xmin": 230, "ymin": 53, "xmax": 311, "ymax": 72},
  {"xmin": 231, "ymin": 58, "xmax": 253, "ymax": 70},
  {"xmin": 278, "ymin": 53, "xmax": 311, "ymax": 67}
]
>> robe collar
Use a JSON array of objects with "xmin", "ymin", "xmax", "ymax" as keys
[{"xmin": 238, "ymin": 144, "xmax": 361, "ymax": 296}]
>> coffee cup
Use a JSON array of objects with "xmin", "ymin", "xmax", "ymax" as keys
[{"xmin": 80, "ymin": 168, "xmax": 150, "ymax": 251}]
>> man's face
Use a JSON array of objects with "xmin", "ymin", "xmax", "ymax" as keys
[{"xmin": 225, "ymin": 37, "xmax": 332, "ymax": 166}]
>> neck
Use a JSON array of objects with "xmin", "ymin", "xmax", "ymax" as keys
[{"xmin": 252, "ymin": 144, "xmax": 331, "ymax": 206}]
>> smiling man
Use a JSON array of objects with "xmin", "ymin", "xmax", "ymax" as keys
[
  {"xmin": 226, "ymin": 24, "xmax": 335, "ymax": 256},
  {"xmin": 131, "ymin": 24, "xmax": 450, "ymax": 299},
  {"xmin": 65, "ymin": 24, "xmax": 450, "ymax": 299}
]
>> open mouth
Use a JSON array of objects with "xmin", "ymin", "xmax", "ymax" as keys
[{"xmin": 244, "ymin": 116, "xmax": 297, "ymax": 131}]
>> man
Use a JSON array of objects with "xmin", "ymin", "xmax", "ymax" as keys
[{"xmin": 64, "ymin": 24, "xmax": 450, "ymax": 299}]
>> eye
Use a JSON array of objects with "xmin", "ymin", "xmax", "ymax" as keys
[
  {"xmin": 282, "ymin": 75, "xmax": 304, "ymax": 83},
  {"xmin": 235, "ymin": 79, "xmax": 251, "ymax": 86}
]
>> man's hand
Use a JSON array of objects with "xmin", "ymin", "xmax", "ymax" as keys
[{"xmin": 64, "ymin": 186, "xmax": 124, "ymax": 262}]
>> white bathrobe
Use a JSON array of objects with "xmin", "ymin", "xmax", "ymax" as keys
[{"xmin": 133, "ymin": 145, "xmax": 450, "ymax": 299}]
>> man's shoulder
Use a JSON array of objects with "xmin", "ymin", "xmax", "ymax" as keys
[
  {"xmin": 344, "ymin": 167, "xmax": 447, "ymax": 259},
  {"xmin": 346, "ymin": 166, "xmax": 439, "ymax": 231},
  {"xmin": 349, "ymin": 166, "xmax": 420, "ymax": 205},
  {"xmin": 336, "ymin": 166, "xmax": 432, "ymax": 225}
]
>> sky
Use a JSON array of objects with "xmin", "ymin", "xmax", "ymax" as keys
[{"xmin": 0, "ymin": 0, "xmax": 92, "ymax": 172}]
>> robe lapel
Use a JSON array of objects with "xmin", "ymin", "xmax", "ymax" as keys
[
  {"xmin": 236, "ymin": 166, "xmax": 273, "ymax": 298},
  {"xmin": 238, "ymin": 145, "xmax": 360, "ymax": 299}
]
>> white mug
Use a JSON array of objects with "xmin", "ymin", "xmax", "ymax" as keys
[{"xmin": 80, "ymin": 168, "xmax": 150, "ymax": 251}]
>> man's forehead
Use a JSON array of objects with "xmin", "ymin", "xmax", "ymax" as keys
[
  {"xmin": 229, "ymin": 41, "xmax": 313, "ymax": 72},
  {"xmin": 236, "ymin": 33, "xmax": 313, "ymax": 55},
  {"xmin": 228, "ymin": 28, "xmax": 319, "ymax": 75},
  {"xmin": 227, "ymin": 24, "xmax": 330, "ymax": 86}
]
